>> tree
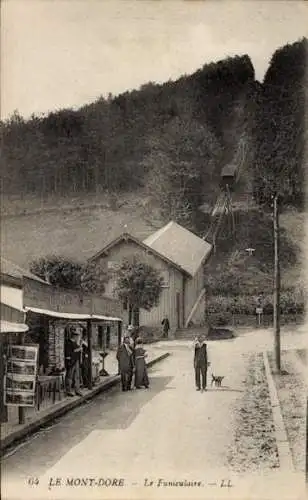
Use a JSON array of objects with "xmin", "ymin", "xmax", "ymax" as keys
[
  {"xmin": 252, "ymin": 38, "xmax": 306, "ymax": 206},
  {"xmin": 114, "ymin": 258, "xmax": 164, "ymax": 327},
  {"xmin": 1, "ymin": 53, "xmax": 253, "ymax": 201},
  {"xmin": 143, "ymin": 117, "xmax": 222, "ymax": 230},
  {"xmin": 30, "ymin": 256, "xmax": 108, "ymax": 294},
  {"xmin": 80, "ymin": 261, "xmax": 109, "ymax": 294},
  {"xmin": 251, "ymin": 39, "xmax": 307, "ymax": 373}
]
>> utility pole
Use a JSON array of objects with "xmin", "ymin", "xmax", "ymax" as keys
[
  {"xmin": 306, "ymin": 395, "xmax": 308, "ymax": 486},
  {"xmin": 273, "ymin": 194, "xmax": 281, "ymax": 372}
]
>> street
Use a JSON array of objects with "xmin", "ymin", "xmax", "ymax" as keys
[{"xmin": 2, "ymin": 328, "xmax": 306, "ymax": 500}]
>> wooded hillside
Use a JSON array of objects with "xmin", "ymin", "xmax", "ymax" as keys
[
  {"xmin": 1, "ymin": 38, "xmax": 306, "ymax": 231},
  {"xmin": 1, "ymin": 55, "xmax": 255, "ymax": 201}
]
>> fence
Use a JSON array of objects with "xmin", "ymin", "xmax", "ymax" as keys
[{"xmin": 23, "ymin": 277, "xmax": 123, "ymax": 318}]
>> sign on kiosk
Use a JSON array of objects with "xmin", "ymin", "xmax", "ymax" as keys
[{"xmin": 4, "ymin": 344, "xmax": 39, "ymax": 407}]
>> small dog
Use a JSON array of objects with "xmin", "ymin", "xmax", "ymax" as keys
[{"xmin": 211, "ymin": 374, "xmax": 224, "ymax": 387}]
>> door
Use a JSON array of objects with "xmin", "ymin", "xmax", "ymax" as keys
[
  {"xmin": 176, "ymin": 293, "xmax": 181, "ymax": 329},
  {"xmin": 133, "ymin": 308, "xmax": 140, "ymax": 328}
]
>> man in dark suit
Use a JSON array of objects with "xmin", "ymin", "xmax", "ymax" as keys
[
  {"xmin": 161, "ymin": 316, "xmax": 170, "ymax": 338},
  {"xmin": 116, "ymin": 336, "xmax": 134, "ymax": 391},
  {"xmin": 65, "ymin": 329, "xmax": 83, "ymax": 397},
  {"xmin": 194, "ymin": 335, "xmax": 209, "ymax": 392}
]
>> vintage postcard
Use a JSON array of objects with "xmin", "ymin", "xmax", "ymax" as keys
[{"xmin": 1, "ymin": 1, "xmax": 307, "ymax": 500}]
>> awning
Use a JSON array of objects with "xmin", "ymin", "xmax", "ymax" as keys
[
  {"xmin": 24, "ymin": 306, "xmax": 122, "ymax": 322},
  {"xmin": 92, "ymin": 314, "xmax": 122, "ymax": 322},
  {"xmin": 0, "ymin": 320, "xmax": 29, "ymax": 334}
]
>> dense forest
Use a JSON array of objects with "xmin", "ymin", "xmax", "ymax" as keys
[{"xmin": 1, "ymin": 38, "xmax": 306, "ymax": 226}]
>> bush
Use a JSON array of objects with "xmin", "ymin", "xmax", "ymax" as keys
[
  {"xmin": 207, "ymin": 327, "xmax": 235, "ymax": 340},
  {"xmin": 209, "ymin": 312, "xmax": 233, "ymax": 326},
  {"xmin": 137, "ymin": 326, "xmax": 161, "ymax": 344},
  {"xmin": 205, "ymin": 290, "xmax": 305, "ymax": 319}
]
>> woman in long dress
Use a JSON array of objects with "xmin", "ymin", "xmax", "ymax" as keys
[{"xmin": 134, "ymin": 338, "xmax": 149, "ymax": 389}]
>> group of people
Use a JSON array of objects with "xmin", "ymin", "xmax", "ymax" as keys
[
  {"xmin": 64, "ymin": 322, "xmax": 210, "ymax": 396},
  {"xmin": 64, "ymin": 325, "xmax": 90, "ymax": 397},
  {"xmin": 116, "ymin": 326, "xmax": 150, "ymax": 391}
]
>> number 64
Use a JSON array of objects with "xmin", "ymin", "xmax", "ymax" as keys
[{"xmin": 28, "ymin": 477, "xmax": 39, "ymax": 486}]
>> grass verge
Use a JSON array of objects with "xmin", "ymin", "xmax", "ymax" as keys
[
  {"xmin": 227, "ymin": 352, "xmax": 279, "ymax": 472},
  {"xmin": 268, "ymin": 350, "xmax": 306, "ymax": 472}
]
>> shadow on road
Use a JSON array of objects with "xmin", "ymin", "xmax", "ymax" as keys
[
  {"xmin": 96, "ymin": 375, "xmax": 174, "ymax": 430},
  {"xmin": 208, "ymin": 385, "xmax": 244, "ymax": 393},
  {"xmin": 2, "ymin": 375, "xmax": 174, "ymax": 478}
]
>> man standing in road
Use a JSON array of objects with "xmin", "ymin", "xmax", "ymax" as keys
[
  {"xmin": 116, "ymin": 336, "xmax": 135, "ymax": 391},
  {"xmin": 194, "ymin": 335, "xmax": 209, "ymax": 392}
]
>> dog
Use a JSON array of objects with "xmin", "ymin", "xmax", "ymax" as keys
[{"xmin": 211, "ymin": 374, "xmax": 224, "ymax": 387}]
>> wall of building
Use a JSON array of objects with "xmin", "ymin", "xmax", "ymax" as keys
[
  {"xmin": 140, "ymin": 267, "xmax": 184, "ymax": 332},
  {"xmin": 184, "ymin": 265, "xmax": 204, "ymax": 323},
  {"xmin": 23, "ymin": 278, "xmax": 123, "ymax": 318},
  {"xmin": 94, "ymin": 240, "xmax": 184, "ymax": 331}
]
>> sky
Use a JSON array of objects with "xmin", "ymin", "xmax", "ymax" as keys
[{"xmin": 1, "ymin": 0, "xmax": 307, "ymax": 120}]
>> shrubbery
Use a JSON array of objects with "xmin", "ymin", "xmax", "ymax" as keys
[{"xmin": 206, "ymin": 290, "xmax": 305, "ymax": 324}]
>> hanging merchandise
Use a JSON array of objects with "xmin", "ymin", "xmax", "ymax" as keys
[{"xmin": 4, "ymin": 344, "xmax": 39, "ymax": 407}]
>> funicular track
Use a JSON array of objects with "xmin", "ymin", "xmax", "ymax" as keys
[{"xmin": 202, "ymin": 136, "xmax": 247, "ymax": 251}]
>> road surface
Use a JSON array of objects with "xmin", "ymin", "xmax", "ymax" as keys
[{"xmin": 2, "ymin": 328, "xmax": 306, "ymax": 500}]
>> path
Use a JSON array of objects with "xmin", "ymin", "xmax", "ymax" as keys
[{"xmin": 2, "ymin": 329, "xmax": 306, "ymax": 500}]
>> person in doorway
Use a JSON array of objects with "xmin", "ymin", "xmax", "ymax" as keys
[
  {"xmin": 161, "ymin": 316, "xmax": 170, "ymax": 338},
  {"xmin": 64, "ymin": 328, "xmax": 83, "ymax": 397},
  {"xmin": 134, "ymin": 338, "xmax": 149, "ymax": 389},
  {"xmin": 116, "ymin": 336, "xmax": 135, "ymax": 391},
  {"xmin": 194, "ymin": 335, "xmax": 209, "ymax": 392}
]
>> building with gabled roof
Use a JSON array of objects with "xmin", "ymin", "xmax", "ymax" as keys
[
  {"xmin": 89, "ymin": 221, "xmax": 212, "ymax": 333},
  {"xmin": 143, "ymin": 221, "xmax": 212, "ymax": 277}
]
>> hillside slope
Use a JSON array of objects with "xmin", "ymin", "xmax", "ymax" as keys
[
  {"xmin": 1, "ymin": 193, "xmax": 159, "ymax": 268},
  {"xmin": 2, "ymin": 192, "xmax": 305, "ymax": 295}
]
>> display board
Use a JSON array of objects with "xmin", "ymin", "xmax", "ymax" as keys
[{"xmin": 4, "ymin": 344, "xmax": 39, "ymax": 407}]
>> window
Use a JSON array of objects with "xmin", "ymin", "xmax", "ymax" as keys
[
  {"xmin": 107, "ymin": 261, "xmax": 120, "ymax": 271},
  {"xmin": 161, "ymin": 271, "xmax": 170, "ymax": 288}
]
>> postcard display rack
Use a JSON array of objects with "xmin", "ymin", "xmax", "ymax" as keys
[
  {"xmin": 48, "ymin": 321, "xmax": 65, "ymax": 372},
  {"xmin": 4, "ymin": 344, "xmax": 39, "ymax": 407}
]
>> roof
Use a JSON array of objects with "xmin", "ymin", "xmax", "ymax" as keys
[
  {"xmin": 89, "ymin": 233, "xmax": 190, "ymax": 277},
  {"xmin": 143, "ymin": 221, "xmax": 212, "ymax": 276},
  {"xmin": 0, "ymin": 257, "xmax": 48, "ymax": 285},
  {"xmin": 24, "ymin": 306, "xmax": 121, "ymax": 322}
]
